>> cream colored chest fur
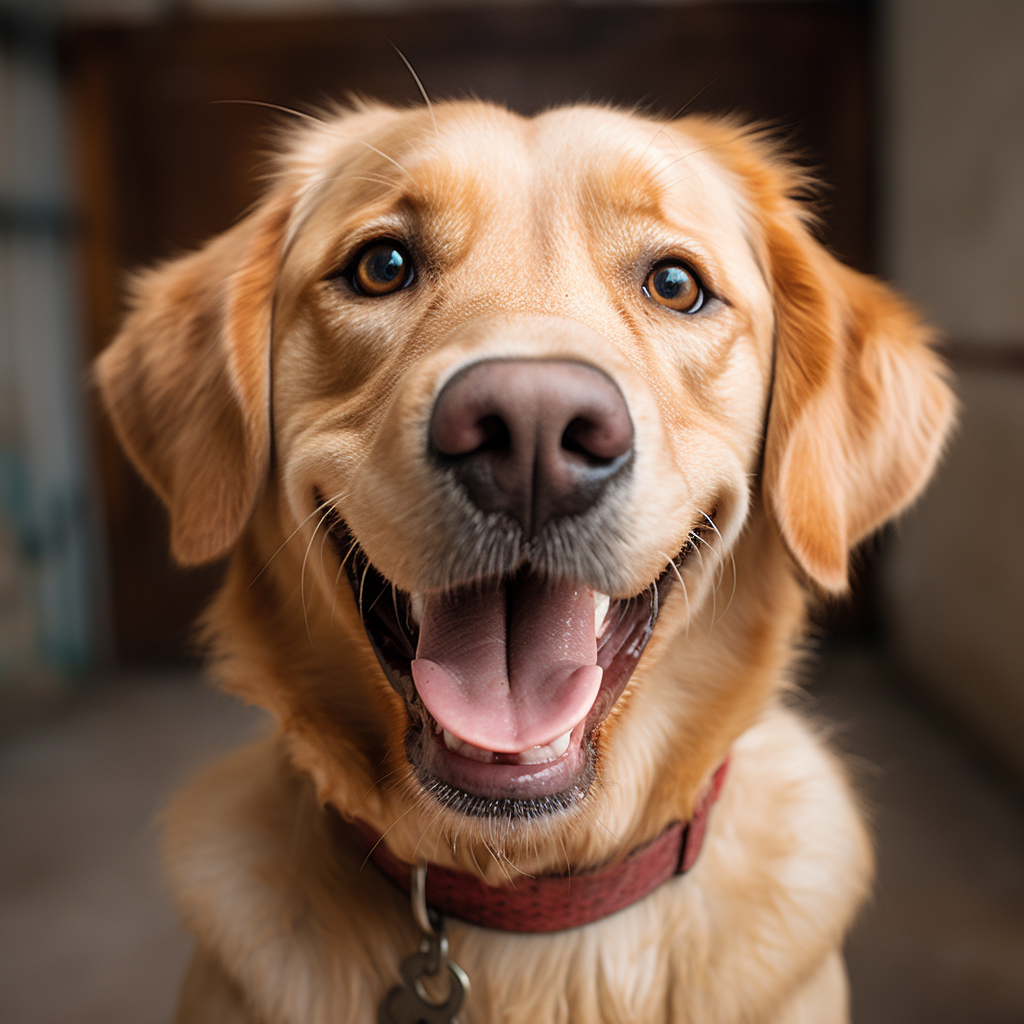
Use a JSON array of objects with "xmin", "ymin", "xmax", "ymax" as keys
[{"xmin": 166, "ymin": 705, "xmax": 869, "ymax": 1024}]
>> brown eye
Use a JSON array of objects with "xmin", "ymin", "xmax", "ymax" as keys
[
  {"xmin": 644, "ymin": 260, "xmax": 704, "ymax": 313},
  {"xmin": 351, "ymin": 240, "xmax": 413, "ymax": 296}
]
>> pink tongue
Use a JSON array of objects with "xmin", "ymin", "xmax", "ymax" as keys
[{"xmin": 411, "ymin": 576, "xmax": 602, "ymax": 753}]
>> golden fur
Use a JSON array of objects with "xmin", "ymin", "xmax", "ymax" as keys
[{"xmin": 96, "ymin": 101, "xmax": 954, "ymax": 1023}]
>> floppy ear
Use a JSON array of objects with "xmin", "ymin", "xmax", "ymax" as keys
[
  {"xmin": 761, "ymin": 210, "xmax": 955, "ymax": 593},
  {"xmin": 96, "ymin": 194, "xmax": 292, "ymax": 565}
]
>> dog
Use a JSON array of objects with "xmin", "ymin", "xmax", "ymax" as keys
[{"xmin": 96, "ymin": 100, "xmax": 954, "ymax": 1023}]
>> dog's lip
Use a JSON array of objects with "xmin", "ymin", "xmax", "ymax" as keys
[
  {"xmin": 320, "ymin": 498, "xmax": 692, "ymax": 810},
  {"xmin": 416, "ymin": 717, "xmax": 592, "ymax": 803}
]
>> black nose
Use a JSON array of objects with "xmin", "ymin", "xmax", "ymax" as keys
[{"xmin": 429, "ymin": 359, "xmax": 633, "ymax": 536}]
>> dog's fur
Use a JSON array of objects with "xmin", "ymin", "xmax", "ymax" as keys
[{"xmin": 97, "ymin": 101, "xmax": 954, "ymax": 1024}]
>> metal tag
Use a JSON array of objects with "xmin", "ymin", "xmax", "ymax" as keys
[
  {"xmin": 379, "ymin": 943, "xmax": 469, "ymax": 1024},
  {"xmin": 379, "ymin": 861, "xmax": 471, "ymax": 1024}
]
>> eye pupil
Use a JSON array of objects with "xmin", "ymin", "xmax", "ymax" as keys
[
  {"xmin": 353, "ymin": 240, "xmax": 412, "ymax": 295},
  {"xmin": 654, "ymin": 266, "xmax": 689, "ymax": 300},
  {"xmin": 644, "ymin": 260, "xmax": 703, "ymax": 313},
  {"xmin": 369, "ymin": 247, "xmax": 403, "ymax": 282}
]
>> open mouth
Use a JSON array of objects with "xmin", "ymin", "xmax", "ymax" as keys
[{"xmin": 323, "ymin": 501, "xmax": 698, "ymax": 818}]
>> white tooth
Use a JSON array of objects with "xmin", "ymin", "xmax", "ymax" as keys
[
  {"xmin": 516, "ymin": 729, "xmax": 573, "ymax": 765},
  {"xmin": 409, "ymin": 592, "xmax": 425, "ymax": 626},
  {"xmin": 549, "ymin": 729, "xmax": 572, "ymax": 759},
  {"xmin": 594, "ymin": 591, "xmax": 610, "ymax": 636},
  {"xmin": 516, "ymin": 744, "xmax": 553, "ymax": 765},
  {"xmin": 442, "ymin": 729, "xmax": 495, "ymax": 763}
]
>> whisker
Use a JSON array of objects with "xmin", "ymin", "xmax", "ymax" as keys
[
  {"xmin": 358, "ymin": 562, "xmax": 371, "ymax": 619},
  {"xmin": 391, "ymin": 582, "xmax": 402, "ymax": 628},
  {"xmin": 557, "ymin": 832, "xmax": 572, "ymax": 889},
  {"xmin": 659, "ymin": 549, "xmax": 690, "ymax": 638},
  {"xmin": 659, "ymin": 141, "xmax": 728, "ymax": 175},
  {"xmin": 483, "ymin": 838, "xmax": 516, "ymax": 886},
  {"xmin": 347, "ymin": 138, "xmax": 412, "ymax": 179},
  {"xmin": 280, "ymin": 132, "xmax": 411, "ymax": 255},
  {"xmin": 662, "ymin": 166, "xmax": 716, "ymax": 193},
  {"xmin": 344, "ymin": 174, "xmax": 404, "ymax": 190},
  {"xmin": 468, "ymin": 843, "xmax": 485, "ymax": 881},
  {"xmin": 725, "ymin": 549, "xmax": 738, "ymax": 616},
  {"xmin": 300, "ymin": 507, "xmax": 335, "ymax": 648},
  {"xmin": 643, "ymin": 123, "xmax": 680, "ymax": 162},
  {"xmin": 365, "ymin": 580, "xmax": 390, "ymax": 615},
  {"xmin": 358, "ymin": 805, "xmax": 416, "ymax": 872},
  {"xmin": 689, "ymin": 536, "xmax": 717, "ymax": 634},
  {"xmin": 341, "ymin": 535, "xmax": 361, "ymax": 569},
  {"xmin": 414, "ymin": 803, "xmax": 447, "ymax": 863},
  {"xmin": 330, "ymin": 559, "xmax": 345, "ymax": 624},
  {"xmin": 248, "ymin": 489, "xmax": 345, "ymax": 589},
  {"xmin": 667, "ymin": 74, "xmax": 726, "ymax": 122},
  {"xmin": 692, "ymin": 533, "xmax": 724, "ymax": 631},
  {"xmin": 695, "ymin": 532, "xmax": 725, "ymax": 589},
  {"xmin": 643, "ymin": 77, "xmax": 726, "ymax": 168},
  {"xmin": 329, "ymin": 531, "xmax": 362, "ymax": 625},
  {"xmin": 698, "ymin": 508, "xmax": 737, "ymax": 619},
  {"xmin": 357, "ymin": 766, "xmax": 405, "ymax": 808},
  {"xmin": 211, "ymin": 98, "xmax": 321, "ymax": 123},
  {"xmin": 318, "ymin": 518, "xmax": 332, "ymax": 582},
  {"xmin": 390, "ymin": 41, "xmax": 438, "ymax": 135}
]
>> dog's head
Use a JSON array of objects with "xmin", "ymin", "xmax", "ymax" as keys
[{"xmin": 97, "ymin": 102, "xmax": 952, "ymax": 873}]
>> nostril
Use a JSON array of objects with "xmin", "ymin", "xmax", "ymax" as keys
[
  {"xmin": 475, "ymin": 414, "xmax": 511, "ymax": 454},
  {"xmin": 562, "ymin": 417, "xmax": 614, "ymax": 463},
  {"xmin": 431, "ymin": 402, "xmax": 509, "ymax": 460},
  {"xmin": 561, "ymin": 420, "xmax": 587, "ymax": 458}
]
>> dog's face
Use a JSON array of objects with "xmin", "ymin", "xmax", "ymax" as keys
[
  {"xmin": 98, "ymin": 102, "xmax": 952, "ymax": 871},
  {"xmin": 272, "ymin": 105, "xmax": 773, "ymax": 820}
]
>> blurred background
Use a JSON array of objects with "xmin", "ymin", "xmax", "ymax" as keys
[{"xmin": 1, "ymin": 0, "xmax": 1022, "ymax": 1021}]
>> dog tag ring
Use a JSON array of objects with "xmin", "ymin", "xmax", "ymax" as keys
[
  {"xmin": 379, "ymin": 861, "xmax": 470, "ymax": 1024},
  {"xmin": 379, "ymin": 941, "xmax": 469, "ymax": 1024}
]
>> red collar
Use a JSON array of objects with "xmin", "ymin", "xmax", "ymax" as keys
[{"xmin": 351, "ymin": 760, "xmax": 728, "ymax": 933}]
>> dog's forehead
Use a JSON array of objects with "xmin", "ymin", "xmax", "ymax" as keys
[
  {"xmin": 299, "ymin": 104, "xmax": 749, "ymax": 241},
  {"xmin": 280, "ymin": 102, "xmax": 766, "ymax": 314},
  {"xmin": 418, "ymin": 105, "xmax": 749, "ymax": 234}
]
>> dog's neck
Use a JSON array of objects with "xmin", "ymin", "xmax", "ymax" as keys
[{"xmin": 343, "ymin": 759, "xmax": 728, "ymax": 934}]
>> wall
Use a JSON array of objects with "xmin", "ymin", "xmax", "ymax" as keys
[
  {"xmin": 0, "ymin": 4, "xmax": 104, "ymax": 693},
  {"xmin": 882, "ymin": 0, "xmax": 1024, "ymax": 783}
]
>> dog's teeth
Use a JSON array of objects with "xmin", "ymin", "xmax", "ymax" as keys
[
  {"xmin": 594, "ymin": 591, "xmax": 611, "ymax": 636},
  {"xmin": 549, "ymin": 729, "xmax": 572, "ymax": 758},
  {"xmin": 409, "ymin": 592, "xmax": 425, "ymax": 627},
  {"xmin": 442, "ymin": 728, "xmax": 495, "ymax": 763},
  {"xmin": 441, "ymin": 726, "xmax": 574, "ymax": 765},
  {"xmin": 516, "ymin": 730, "xmax": 573, "ymax": 764}
]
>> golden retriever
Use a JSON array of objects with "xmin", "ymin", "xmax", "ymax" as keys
[{"xmin": 96, "ymin": 100, "xmax": 954, "ymax": 1024}]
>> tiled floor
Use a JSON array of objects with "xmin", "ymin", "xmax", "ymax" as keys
[
  {"xmin": 0, "ymin": 676, "xmax": 268, "ymax": 1024},
  {"xmin": 1, "ymin": 646, "xmax": 1023, "ymax": 1024},
  {"xmin": 811, "ymin": 647, "xmax": 1024, "ymax": 1024}
]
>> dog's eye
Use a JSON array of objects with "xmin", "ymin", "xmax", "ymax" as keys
[
  {"xmin": 350, "ymin": 240, "xmax": 413, "ymax": 296},
  {"xmin": 643, "ymin": 261, "xmax": 704, "ymax": 313}
]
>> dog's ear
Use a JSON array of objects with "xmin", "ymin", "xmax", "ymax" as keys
[
  {"xmin": 760, "ymin": 211, "xmax": 955, "ymax": 592},
  {"xmin": 96, "ymin": 193, "xmax": 292, "ymax": 565}
]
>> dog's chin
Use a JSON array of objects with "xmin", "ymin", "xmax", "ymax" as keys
[{"xmin": 322, "ymin": 500, "xmax": 692, "ymax": 819}]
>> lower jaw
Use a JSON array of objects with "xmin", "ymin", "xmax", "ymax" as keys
[{"xmin": 407, "ymin": 719, "xmax": 597, "ymax": 818}]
